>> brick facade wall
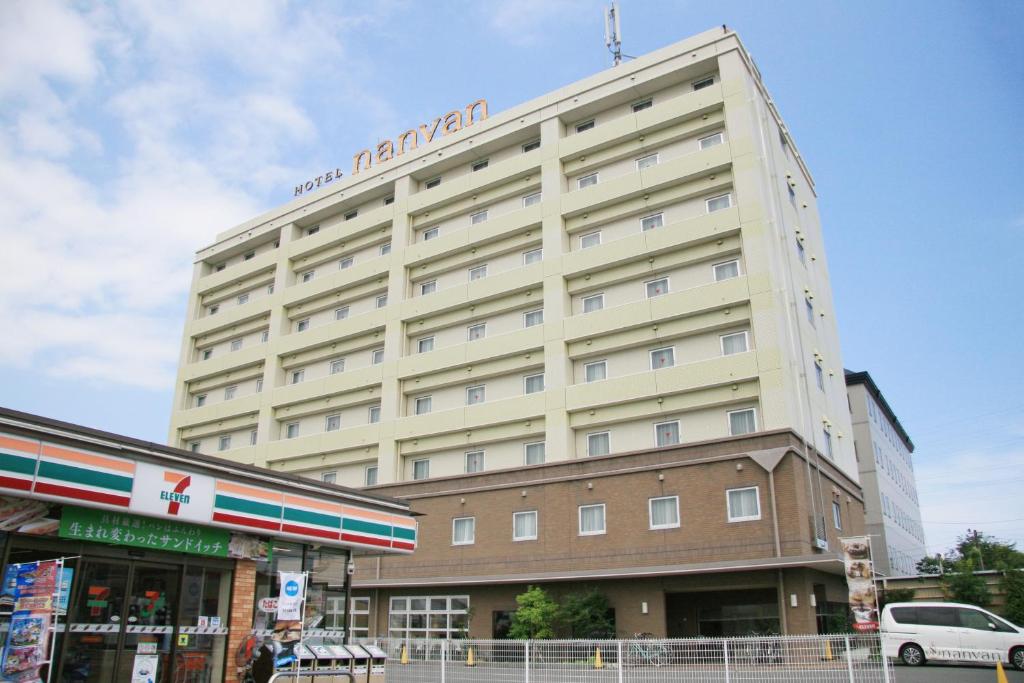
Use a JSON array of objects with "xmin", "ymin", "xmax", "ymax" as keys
[{"xmin": 225, "ymin": 559, "xmax": 256, "ymax": 683}]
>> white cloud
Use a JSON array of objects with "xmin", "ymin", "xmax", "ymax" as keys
[
  {"xmin": 0, "ymin": 2, "xmax": 398, "ymax": 390},
  {"xmin": 487, "ymin": 0, "xmax": 592, "ymax": 46}
]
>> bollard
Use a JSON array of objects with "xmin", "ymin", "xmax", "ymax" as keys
[
  {"xmin": 400, "ymin": 643, "xmax": 409, "ymax": 665},
  {"xmin": 594, "ymin": 647, "xmax": 604, "ymax": 669},
  {"xmin": 466, "ymin": 645, "xmax": 476, "ymax": 667},
  {"xmin": 822, "ymin": 638, "xmax": 834, "ymax": 661}
]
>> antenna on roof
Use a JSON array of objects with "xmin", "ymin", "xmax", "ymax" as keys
[{"xmin": 604, "ymin": 2, "xmax": 622, "ymax": 66}]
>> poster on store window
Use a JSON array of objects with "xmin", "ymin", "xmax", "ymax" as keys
[
  {"xmin": 0, "ymin": 560, "xmax": 59, "ymax": 683},
  {"xmin": 130, "ymin": 654, "xmax": 159, "ymax": 683},
  {"xmin": 840, "ymin": 536, "xmax": 879, "ymax": 631}
]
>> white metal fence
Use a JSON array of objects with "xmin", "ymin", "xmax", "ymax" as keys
[{"xmin": 352, "ymin": 634, "xmax": 891, "ymax": 683}]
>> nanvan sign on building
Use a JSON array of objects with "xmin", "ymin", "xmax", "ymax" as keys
[{"xmin": 293, "ymin": 98, "xmax": 488, "ymax": 197}]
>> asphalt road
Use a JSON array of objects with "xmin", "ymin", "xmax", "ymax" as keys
[{"xmin": 892, "ymin": 662, "xmax": 1024, "ymax": 682}]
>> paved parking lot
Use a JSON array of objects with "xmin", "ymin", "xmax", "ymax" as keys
[{"xmin": 892, "ymin": 663, "xmax": 1024, "ymax": 682}]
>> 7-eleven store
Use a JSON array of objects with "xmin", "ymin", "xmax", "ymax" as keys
[{"xmin": 0, "ymin": 407, "xmax": 417, "ymax": 683}]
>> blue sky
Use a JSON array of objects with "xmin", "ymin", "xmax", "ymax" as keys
[{"xmin": 0, "ymin": 0, "xmax": 1021, "ymax": 558}]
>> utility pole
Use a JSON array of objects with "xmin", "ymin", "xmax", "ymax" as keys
[{"xmin": 604, "ymin": 3, "xmax": 622, "ymax": 66}]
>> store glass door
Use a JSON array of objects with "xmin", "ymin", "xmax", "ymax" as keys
[{"xmin": 60, "ymin": 560, "xmax": 180, "ymax": 683}]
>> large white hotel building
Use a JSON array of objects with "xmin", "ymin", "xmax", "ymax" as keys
[{"xmin": 169, "ymin": 27, "xmax": 868, "ymax": 636}]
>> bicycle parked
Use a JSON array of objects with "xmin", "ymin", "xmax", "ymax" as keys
[{"xmin": 627, "ymin": 632, "xmax": 668, "ymax": 667}]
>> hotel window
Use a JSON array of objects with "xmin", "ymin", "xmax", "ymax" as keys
[
  {"xmin": 417, "ymin": 336, "xmax": 434, "ymax": 353},
  {"xmin": 218, "ymin": 435, "xmax": 231, "ymax": 451},
  {"xmin": 379, "ymin": 242, "xmax": 392, "ymax": 255},
  {"xmin": 470, "ymin": 210, "xmax": 489, "ymax": 225},
  {"xmin": 713, "ymin": 259, "xmax": 740, "ymax": 281},
  {"xmin": 727, "ymin": 486, "xmax": 761, "ymax": 522},
  {"xmin": 256, "ymin": 378, "xmax": 263, "ymax": 393},
  {"xmin": 291, "ymin": 369, "xmax": 305, "ymax": 384},
  {"xmin": 467, "ymin": 323, "xmax": 486, "ymax": 341},
  {"xmin": 522, "ymin": 139, "xmax": 540, "ymax": 153},
  {"xmin": 692, "ymin": 75, "xmax": 715, "ymax": 90},
  {"xmin": 383, "ymin": 196, "xmax": 394, "ymax": 206},
  {"xmin": 513, "ymin": 511, "xmax": 538, "ymax": 541},
  {"xmin": 322, "ymin": 471, "xmax": 336, "ymax": 484},
  {"xmin": 285, "ymin": 422, "xmax": 300, "ymax": 439},
  {"xmin": 645, "ymin": 277, "xmax": 669, "ymax": 298},
  {"xmin": 376, "ymin": 294, "xmax": 388, "ymax": 308},
  {"xmin": 414, "ymin": 396, "xmax": 432, "ymax": 415},
  {"xmin": 523, "ymin": 247, "xmax": 543, "ymax": 265},
  {"xmin": 465, "ymin": 451, "xmax": 485, "ymax": 473},
  {"xmin": 469, "ymin": 264, "xmax": 488, "ymax": 281},
  {"xmin": 579, "ymin": 231, "xmax": 601, "ymax": 249},
  {"xmin": 301, "ymin": 270, "xmax": 315, "ymax": 283},
  {"xmin": 425, "ymin": 177, "xmax": 441, "ymax": 189},
  {"xmin": 523, "ymin": 192, "xmax": 542, "ymax": 208},
  {"xmin": 575, "ymin": 119, "xmax": 595, "ymax": 133},
  {"xmin": 420, "ymin": 280, "xmax": 437, "ymax": 295},
  {"xmin": 267, "ymin": 284, "xmax": 274, "ymax": 295},
  {"xmin": 721, "ymin": 331, "xmax": 749, "ymax": 356},
  {"xmin": 195, "ymin": 394, "xmax": 207, "ymax": 408},
  {"xmin": 833, "ymin": 501, "xmax": 843, "ymax": 530},
  {"xmin": 584, "ymin": 360, "xmax": 607, "ymax": 383},
  {"xmin": 632, "ymin": 98, "xmax": 653, "ymax": 112},
  {"xmin": 201, "ymin": 349, "xmax": 213, "ymax": 360},
  {"xmin": 388, "ymin": 596, "xmax": 468, "ymax": 640},
  {"xmin": 523, "ymin": 309, "xmax": 543, "ymax": 328},
  {"xmin": 524, "ymin": 373, "xmax": 545, "ymax": 395},
  {"xmin": 452, "ymin": 517, "xmax": 475, "ymax": 545},
  {"xmin": 249, "ymin": 429, "xmax": 258, "ymax": 446},
  {"xmin": 413, "ymin": 459, "xmax": 430, "ymax": 480},
  {"xmin": 655, "ymin": 421, "xmax": 681, "ymax": 447},
  {"xmin": 344, "ymin": 210, "xmax": 358, "ymax": 220},
  {"xmin": 215, "ymin": 263, "xmax": 225, "ymax": 272},
  {"xmin": 796, "ymin": 237, "xmax": 806, "ymax": 263},
  {"xmin": 306, "ymin": 226, "xmax": 320, "ymax": 236},
  {"xmin": 822, "ymin": 428, "xmax": 834, "ymax": 458},
  {"xmin": 524, "ymin": 442, "xmax": 545, "ymax": 465},
  {"xmin": 577, "ymin": 173, "xmax": 599, "ymax": 189},
  {"xmin": 649, "ymin": 496, "xmax": 680, "ymax": 529},
  {"xmin": 368, "ymin": 405, "xmax": 381, "ymax": 424},
  {"xmin": 224, "ymin": 386, "xmax": 237, "ymax": 401},
  {"xmin": 582, "ymin": 293, "xmax": 604, "ymax": 313},
  {"xmin": 237, "ymin": 293, "xmax": 249, "ymax": 305},
  {"xmin": 706, "ymin": 193, "xmax": 732, "ymax": 212},
  {"xmin": 636, "ymin": 153, "xmax": 659, "ymax": 171},
  {"xmin": 471, "ymin": 159, "xmax": 489, "ymax": 172},
  {"xmin": 578, "ymin": 503, "xmax": 606, "ymax": 535},
  {"xmin": 805, "ymin": 298, "xmax": 815, "ymax": 326},
  {"xmin": 335, "ymin": 306, "xmax": 350, "ymax": 320},
  {"xmin": 466, "ymin": 385, "xmax": 485, "ymax": 405},
  {"xmin": 190, "ymin": 442, "xmax": 200, "ymax": 452},
  {"xmin": 815, "ymin": 361, "xmax": 825, "ymax": 390},
  {"xmin": 640, "ymin": 213, "xmax": 664, "ymax": 231},
  {"xmin": 364, "ymin": 466, "xmax": 378, "ymax": 486},
  {"xmin": 208, "ymin": 305, "xmax": 219, "ymax": 316},
  {"xmin": 325, "ymin": 414, "xmax": 341, "ymax": 432},
  {"xmin": 330, "ymin": 358, "xmax": 345, "ymax": 375},
  {"xmin": 423, "ymin": 226, "xmax": 439, "ymax": 241},
  {"xmin": 587, "ymin": 431, "xmax": 610, "ymax": 457},
  {"xmin": 296, "ymin": 319, "xmax": 310, "ymax": 333},
  {"xmin": 371, "ymin": 348, "xmax": 385, "ymax": 365},
  {"xmin": 338, "ymin": 256, "xmax": 354, "ymax": 270},
  {"xmin": 650, "ymin": 347, "xmax": 675, "ymax": 369},
  {"xmin": 729, "ymin": 408, "xmax": 758, "ymax": 436},
  {"xmin": 699, "ymin": 132, "xmax": 724, "ymax": 150},
  {"xmin": 230, "ymin": 338, "xmax": 243, "ymax": 352}
]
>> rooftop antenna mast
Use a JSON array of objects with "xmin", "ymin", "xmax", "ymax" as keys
[{"xmin": 604, "ymin": 2, "xmax": 622, "ymax": 66}]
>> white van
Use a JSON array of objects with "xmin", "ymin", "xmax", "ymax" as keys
[{"xmin": 881, "ymin": 602, "xmax": 1024, "ymax": 670}]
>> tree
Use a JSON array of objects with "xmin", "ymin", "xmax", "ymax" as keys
[
  {"xmin": 1003, "ymin": 569, "xmax": 1024, "ymax": 625},
  {"xmin": 558, "ymin": 589, "xmax": 615, "ymax": 638},
  {"xmin": 879, "ymin": 587, "xmax": 915, "ymax": 607},
  {"xmin": 915, "ymin": 554, "xmax": 953, "ymax": 575},
  {"xmin": 943, "ymin": 558, "xmax": 991, "ymax": 608},
  {"xmin": 508, "ymin": 586, "xmax": 559, "ymax": 639},
  {"xmin": 955, "ymin": 530, "xmax": 1024, "ymax": 571}
]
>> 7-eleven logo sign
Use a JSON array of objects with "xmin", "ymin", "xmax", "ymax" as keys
[{"xmin": 161, "ymin": 471, "xmax": 193, "ymax": 515}]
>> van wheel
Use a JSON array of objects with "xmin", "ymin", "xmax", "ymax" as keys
[
  {"xmin": 1011, "ymin": 647, "xmax": 1024, "ymax": 672},
  {"xmin": 900, "ymin": 644, "xmax": 925, "ymax": 666}
]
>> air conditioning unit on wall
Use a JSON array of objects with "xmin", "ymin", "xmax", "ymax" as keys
[{"xmin": 810, "ymin": 514, "xmax": 829, "ymax": 551}]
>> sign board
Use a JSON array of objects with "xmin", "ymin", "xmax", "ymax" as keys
[
  {"xmin": 61, "ymin": 506, "xmax": 230, "ymax": 557},
  {"xmin": 129, "ymin": 462, "xmax": 215, "ymax": 524},
  {"xmin": 131, "ymin": 653, "xmax": 159, "ymax": 683},
  {"xmin": 257, "ymin": 597, "xmax": 278, "ymax": 613},
  {"xmin": 840, "ymin": 536, "xmax": 879, "ymax": 632},
  {"xmin": 276, "ymin": 572, "xmax": 305, "ymax": 622}
]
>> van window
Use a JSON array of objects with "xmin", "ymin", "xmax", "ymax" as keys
[
  {"xmin": 890, "ymin": 607, "xmax": 918, "ymax": 624},
  {"xmin": 917, "ymin": 606, "xmax": 957, "ymax": 627},
  {"xmin": 957, "ymin": 608, "xmax": 992, "ymax": 631}
]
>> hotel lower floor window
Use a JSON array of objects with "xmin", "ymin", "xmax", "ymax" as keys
[{"xmin": 389, "ymin": 596, "xmax": 470, "ymax": 640}]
